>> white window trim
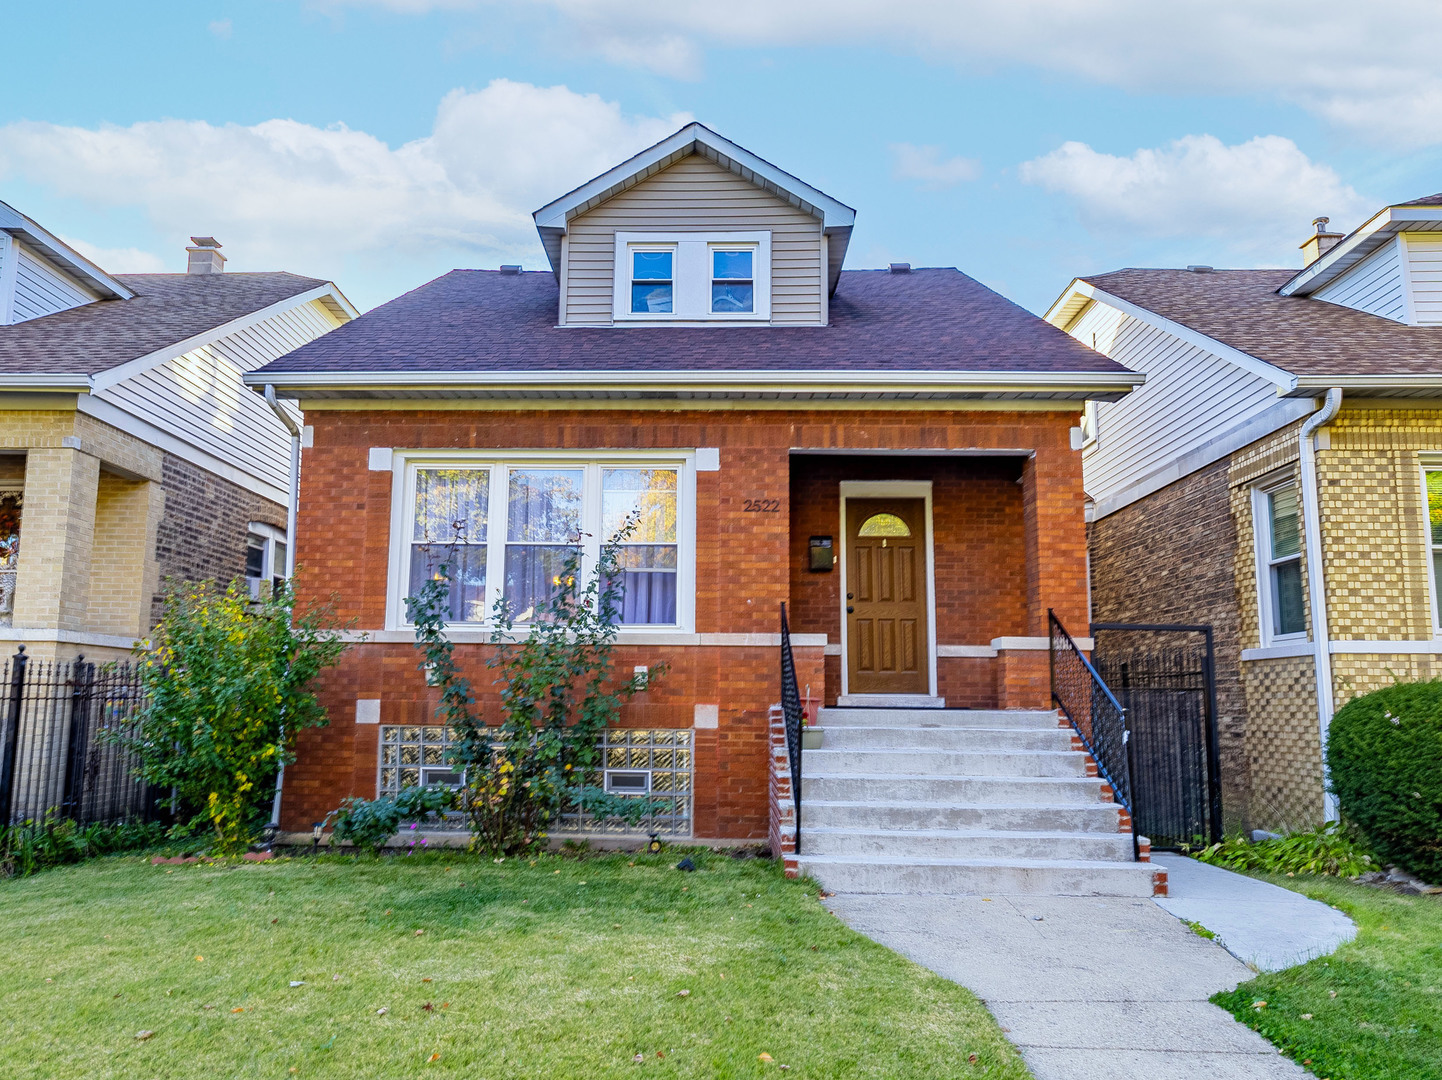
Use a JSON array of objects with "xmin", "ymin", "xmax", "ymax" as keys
[
  {"xmin": 246, "ymin": 521, "xmax": 288, "ymax": 590},
  {"xmin": 613, "ymin": 231, "xmax": 772, "ymax": 323},
  {"xmin": 386, "ymin": 449, "xmax": 697, "ymax": 636},
  {"xmin": 1419, "ymin": 461, "xmax": 1442, "ymax": 635},
  {"xmin": 1252, "ymin": 479, "xmax": 1307, "ymax": 646}
]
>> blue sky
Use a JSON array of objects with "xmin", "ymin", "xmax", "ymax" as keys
[{"xmin": 4, "ymin": 1, "xmax": 1440, "ymax": 313}]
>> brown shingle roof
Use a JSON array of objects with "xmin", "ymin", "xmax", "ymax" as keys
[
  {"xmin": 0, "ymin": 272, "xmax": 327, "ymax": 377},
  {"xmin": 257, "ymin": 267, "xmax": 1128, "ymax": 379},
  {"xmin": 1083, "ymin": 268, "xmax": 1442, "ymax": 379},
  {"xmin": 1399, "ymin": 193, "xmax": 1442, "ymax": 206}
]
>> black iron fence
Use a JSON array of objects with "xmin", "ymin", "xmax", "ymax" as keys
[
  {"xmin": 1048, "ymin": 610, "xmax": 1136, "ymax": 859},
  {"xmin": 1091, "ymin": 623, "xmax": 1221, "ymax": 849},
  {"xmin": 0, "ymin": 647, "xmax": 151, "ymax": 827},
  {"xmin": 779, "ymin": 603, "xmax": 804, "ymax": 855}
]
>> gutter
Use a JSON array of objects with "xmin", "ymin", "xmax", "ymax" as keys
[
  {"xmin": 1298, "ymin": 387, "xmax": 1343, "ymax": 820},
  {"xmin": 262, "ymin": 384, "xmax": 302, "ymax": 831}
]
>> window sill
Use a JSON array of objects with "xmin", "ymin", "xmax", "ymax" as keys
[{"xmin": 1241, "ymin": 639, "xmax": 1312, "ymax": 661}]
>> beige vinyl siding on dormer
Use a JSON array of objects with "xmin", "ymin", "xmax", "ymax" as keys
[{"xmin": 562, "ymin": 155, "xmax": 825, "ymax": 326}]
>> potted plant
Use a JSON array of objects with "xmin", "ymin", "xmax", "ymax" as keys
[{"xmin": 800, "ymin": 709, "xmax": 823, "ymax": 750}]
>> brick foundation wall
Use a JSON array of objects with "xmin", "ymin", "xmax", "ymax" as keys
[
  {"xmin": 1088, "ymin": 457, "xmax": 1252, "ymax": 828},
  {"xmin": 281, "ymin": 406, "xmax": 1090, "ymax": 833},
  {"xmin": 152, "ymin": 452, "xmax": 286, "ymax": 623}
]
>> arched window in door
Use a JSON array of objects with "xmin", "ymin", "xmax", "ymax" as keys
[{"xmin": 857, "ymin": 512, "xmax": 910, "ymax": 538}]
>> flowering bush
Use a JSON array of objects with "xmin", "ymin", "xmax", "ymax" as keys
[
  {"xmin": 407, "ymin": 523, "xmax": 665, "ymax": 855},
  {"xmin": 121, "ymin": 579, "xmax": 352, "ymax": 853},
  {"xmin": 333, "ymin": 784, "xmax": 457, "ymax": 854}
]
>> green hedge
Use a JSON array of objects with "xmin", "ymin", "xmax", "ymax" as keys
[{"xmin": 1326, "ymin": 680, "xmax": 1442, "ymax": 883}]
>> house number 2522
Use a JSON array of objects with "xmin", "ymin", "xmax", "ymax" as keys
[{"xmin": 744, "ymin": 498, "xmax": 781, "ymax": 513}]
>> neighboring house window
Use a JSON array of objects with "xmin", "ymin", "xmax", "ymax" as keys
[
  {"xmin": 1425, "ymin": 469, "xmax": 1442, "ymax": 627},
  {"xmin": 0, "ymin": 490, "xmax": 20, "ymax": 626},
  {"xmin": 397, "ymin": 457, "xmax": 691, "ymax": 630},
  {"xmin": 1079, "ymin": 401, "xmax": 1099, "ymax": 449},
  {"xmin": 1254, "ymin": 483, "xmax": 1305, "ymax": 641},
  {"xmin": 245, "ymin": 522, "xmax": 288, "ymax": 598},
  {"xmin": 614, "ymin": 232, "xmax": 771, "ymax": 321}
]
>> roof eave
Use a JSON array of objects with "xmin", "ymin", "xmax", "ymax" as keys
[
  {"xmin": 1280, "ymin": 206, "xmax": 1442, "ymax": 297},
  {"xmin": 0, "ymin": 374, "xmax": 93, "ymax": 391},
  {"xmin": 246, "ymin": 368, "xmax": 1142, "ymax": 402},
  {"xmin": 0, "ymin": 201, "xmax": 135, "ymax": 301},
  {"xmin": 1287, "ymin": 375, "xmax": 1442, "ymax": 397},
  {"xmin": 531, "ymin": 123, "xmax": 857, "ymax": 276}
]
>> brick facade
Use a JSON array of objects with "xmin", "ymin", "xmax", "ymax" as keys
[
  {"xmin": 152, "ymin": 451, "xmax": 286, "ymax": 624},
  {"xmin": 281, "ymin": 405, "xmax": 1090, "ymax": 835}
]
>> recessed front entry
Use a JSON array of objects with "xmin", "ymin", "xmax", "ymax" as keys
[{"xmin": 845, "ymin": 497, "xmax": 930, "ymax": 695}]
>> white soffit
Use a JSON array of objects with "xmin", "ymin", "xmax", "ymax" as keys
[
  {"xmin": 532, "ymin": 123, "xmax": 856, "ymax": 288},
  {"xmin": 0, "ymin": 199, "xmax": 134, "ymax": 301}
]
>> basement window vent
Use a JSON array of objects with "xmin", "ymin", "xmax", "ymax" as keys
[
  {"xmin": 420, "ymin": 767, "xmax": 463, "ymax": 788},
  {"xmin": 604, "ymin": 770, "xmax": 651, "ymax": 795}
]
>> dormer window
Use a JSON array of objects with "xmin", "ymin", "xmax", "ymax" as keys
[
  {"xmin": 631, "ymin": 249, "xmax": 674, "ymax": 314},
  {"xmin": 614, "ymin": 232, "xmax": 771, "ymax": 323},
  {"xmin": 711, "ymin": 249, "xmax": 754, "ymax": 314}
]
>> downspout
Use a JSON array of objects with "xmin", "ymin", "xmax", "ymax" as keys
[
  {"xmin": 1298, "ymin": 387, "xmax": 1342, "ymax": 821},
  {"xmin": 263, "ymin": 385, "xmax": 302, "ymax": 832}
]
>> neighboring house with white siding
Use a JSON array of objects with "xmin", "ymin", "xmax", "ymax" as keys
[
  {"xmin": 0, "ymin": 200, "xmax": 355, "ymax": 657},
  {"xmin": 1045, "ymin": 191, "xmax": 1442, "ymax": 834}
]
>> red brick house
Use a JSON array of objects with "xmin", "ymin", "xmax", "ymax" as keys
[{"xmin": 250, "ymin": 126, "xmax": 1153, "ymax": 892}]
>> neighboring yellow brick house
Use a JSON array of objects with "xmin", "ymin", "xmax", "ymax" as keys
[
  {"xmin": 1047, "ymin": 193, "xmax": 1442, "ymax": 831},
  {"xmin": 0, "ymin": 202, "xmax": 355, "ymax": 660}
]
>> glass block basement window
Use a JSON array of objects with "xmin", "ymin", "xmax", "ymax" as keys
[{"xmin": 378, "ymin": 725, "xmax": 693, "ymax": 836}]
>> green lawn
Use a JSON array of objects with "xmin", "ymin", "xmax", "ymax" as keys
[
  {"xmin": 1212, "ymin": 876, "xmax": 1442, "ymax": 1080},
  {"xmin": 0, "ymin": 848, "xmax": 1028, "ymax": 1079}
]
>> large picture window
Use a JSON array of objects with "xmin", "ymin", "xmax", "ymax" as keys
[
  {"xmin": 1425, "ymin": 469, "xmax": 1442, "ymax": 627},
  {"xmin": 398, "ymin": 457, "xmax": 690, "ymax": 630},
  {"xmin": 1256, "ymin": 482, "xmax": 1305, "ymax": 641}
]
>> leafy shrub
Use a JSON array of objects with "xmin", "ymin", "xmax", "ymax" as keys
[
  {"xmin": 1326, "ymin": 680, "xmax": 1442, "ymax": 882},
  {"xmin": 332, "ymin": 785, "xmax": 459, "ymax": 853},
  {"xmin": 1, "ymin": 814, "xmax": 168, "ymax": 877},
  {"xmin": 407, "ymin": 521, "xmax": 667, "ymax": 855},
  {"xmin": 1192, "ymin": 822, "xmax": 1375, "ymax": 878},
  {"xmin": 118, "ymin": 579, "xmax": 353, "ymax": 854}
]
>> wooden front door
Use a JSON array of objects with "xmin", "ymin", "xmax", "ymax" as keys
[{"xmin": 845, "ymin": 498, "xmax": 929, "ymax": 695}]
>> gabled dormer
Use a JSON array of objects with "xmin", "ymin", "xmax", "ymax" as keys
[
  {"xmin": 0, "ymin": 200, "xmax": 134, "ymax": 325},
  {"xmin": 532, "ymin": 124, "xmax": 855, "ymax": 327},
  {"xmin": 1282, "ymin": 195, "xmax": 1442, "ymax": 326}
]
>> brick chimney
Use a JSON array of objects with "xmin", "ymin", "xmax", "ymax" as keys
[
  {"xmin": 1300, "ymin": 217, "xmax": 1344, "ymax": 267},
  {"xmin": 186, "ymin": 237, "xmax": 226, "ymax": 275}
]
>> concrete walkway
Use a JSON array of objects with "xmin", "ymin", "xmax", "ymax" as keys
[
  {"xmin": 827, "ymin": 858, "xmax": 1355, "ymax": 1079},
  {"xmin": 1153, "ymin": 854, "xmax": 1357, "ymax": 972}
]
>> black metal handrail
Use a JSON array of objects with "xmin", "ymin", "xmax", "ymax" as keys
[
  {"xmin": 779, "ymin": 602, "xmax": 803, "ymax": 856},
  {"xmin": 1048, "ymin": 610, "xmax": 1137, "ymax": 860}
]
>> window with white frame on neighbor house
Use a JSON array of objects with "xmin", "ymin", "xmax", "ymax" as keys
[
  {"xmin": 1424, "ymin": 469, "xmax": 1442, "ymax": 627},
  {"xmin": 401, "ymin": 460, "xmax": 685, "ymax": 628},
  {"xmin": 615, "ymin": 232, "xmax": 770, "ymax": 321},
  {"xmin": 1255, "ymin": 482, "xmax": 1305, "ymax": 641},
  {"xmin": 245, "ymin": 522, "xmax": 288, "ymax": 599}
]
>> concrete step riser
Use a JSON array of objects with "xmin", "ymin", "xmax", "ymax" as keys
[
  {"xmin": 815, "ymin": 727, "xmax": 1073, "ymax": 751},
  {"xmin": 803, "ymin": 802, "xmax": 1125, "ymax": 833},
  {"xmin": 804, "ymin": 749, "xmax": 1087, "ymax": 778},
  {"xmin": 817, "ymin": 709, "xmax": 1060, "ymax": 730},
  {"xmin": 802, "ymin": 832, "xmax": 1135, "ymax": 860},
  {"xmin": 802, "ymin": 775, "xmax": 1107, "ymax": 805},
  {"xmin": 799, "ymin": 859, "xmax": 1156, "ymax": 897}
]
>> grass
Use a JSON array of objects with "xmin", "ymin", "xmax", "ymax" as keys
[
  {"xmin": 1212, "ymin": 875, "xmax": 1442, "ymax": 1080},
  {"xmin": 0, "ymin": 847, "xmax": 1029, "ymax": 1079}
]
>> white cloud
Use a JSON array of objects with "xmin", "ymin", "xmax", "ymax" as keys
[
  {"xmin": 890, "ymin": 143, "xmax": 980, "ymax": 189},
  {"xmin": 1019, "ymin": 134, "xmax": 1374, "ymax": 258},
  {"xmin": 59, "ymin": 236, "xmax": 169, "ymax": 275},
  {"xmin": 324, "ymin": 0, "xmax": 1442, "ymax": 146},
  {"xmin": 0, "ymin": 80, "xmax": 688, "ymax": 280}
]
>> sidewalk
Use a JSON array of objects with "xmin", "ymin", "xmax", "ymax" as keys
[{"xmin": 827, "ymin": 857, "xmax": 1354, "ymax": 1079}]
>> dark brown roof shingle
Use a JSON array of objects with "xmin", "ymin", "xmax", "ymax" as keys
[
  {"xmin": 1083, "ymin": 268, "xmax": 1442, "ymax": 378},
  {"xmin": 256, "ymin": 267, "xmax": 1127, "ymax": 378},
  {"xmin": 0, "ymin": 272, "xmax": 328, "ymax": 376}
]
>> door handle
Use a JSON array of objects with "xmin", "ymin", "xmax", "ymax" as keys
[
  {"xmin": 846, "ymin": 606, "xmax": 854, "ymax": 614},
  {"xmin": 846, "ymin": 593, "xmax": 854, "ymax": 600}
]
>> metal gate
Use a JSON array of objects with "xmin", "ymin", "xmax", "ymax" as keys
[{"xmin": 1090, "ymin": 623, "xmax": 1221, "ymax": 849}]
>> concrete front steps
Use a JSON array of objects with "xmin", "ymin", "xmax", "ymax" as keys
[{"xmin": 796, "ymin": 706, "xmax": 1162, "ymax": 898}]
